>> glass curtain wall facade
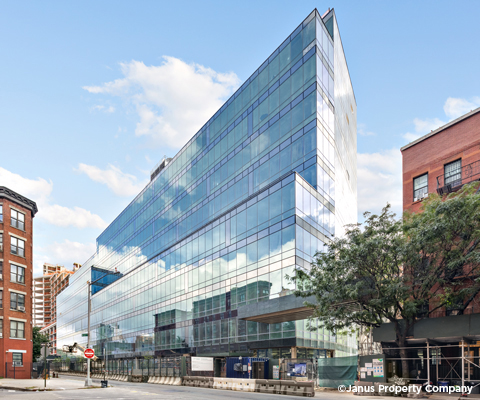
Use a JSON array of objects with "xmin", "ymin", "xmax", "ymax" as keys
[{"xmin": 57, "ymin": 9, "xmax": 357, "ymax": 360}]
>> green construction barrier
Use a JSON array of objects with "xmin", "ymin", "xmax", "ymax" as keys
[{"xmin": 317, "ymin": 355, "xmax": 358, "ymax": 388}]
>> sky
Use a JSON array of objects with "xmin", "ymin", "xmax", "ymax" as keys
[{"xmin": 1, "ymin": 0, "xmax": 479, "ymax": 276}]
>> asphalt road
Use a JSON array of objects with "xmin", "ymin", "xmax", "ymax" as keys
[{"xmin": 0, "ymin": 375, "xmax": 323, "ymax": 399}]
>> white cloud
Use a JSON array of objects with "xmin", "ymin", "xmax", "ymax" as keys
[
  {"xmin": 357, "ymin": 149, "xmax": 402, "ymax": 219},
  {"xmin": 83, "ymin": 56, "xmax": 240, "ymax": 149},
  {"xmin": 0, "ymin": 167, "xmax": 105, "ymax": 229},
  {"xmin": 444, "ymin": 96, "xmax": 480, "ymax": 119},
  {"xmin": 403, "ymin": 117, "xmax": 446, "ymax": 142},
  {"xmin": 34, "ymin": 240, "xmax": 96, "ymax": 276},
  {"xmin": 402, "ymin": 132, "xmax": 422, "ymax": 142},
  {"xmin": 40, "ymin": 204, "xmax": 106, "ymax": 229},
  {"xmin": 403, "ymin": 96, "xmax": 480, "ymax": 142},
  {"xmin": 76, "ymin": 163, "xmax": 148, "ymax": 197},
  {"xmin": 0, "ymin": 167, "xmax": 52, "ymax": 203},
  {"xmin": 92, "ymin": 105, "xmax": 115, "ymax": 113},
  {"xmin": 413, "ymin": 117, "xmax": 445, "ymax": 134},
  {"xmin": 357, "ymin": 123, "xmax": 375, "ymax": 136}
]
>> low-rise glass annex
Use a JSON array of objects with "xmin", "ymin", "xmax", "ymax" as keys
[{"xmin": 57, "ymin": 8, "xmax": 357, "ymax": 361}]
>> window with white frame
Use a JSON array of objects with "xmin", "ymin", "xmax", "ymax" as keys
[
  {"xmin": 11, "ymin": 209, "xmax": 25, "ymax": 231},
  {"xmin": 10, "ymin": 292, "xmax": 25, "ymax": 311},
  {"xmin": 10, "ymin": 264, "xmax": 25, "ymax": 284},
  {"xmin": 413, "ymin": 173, "xmax": 428, "ymax": 201},
  {"xmin": 12, "ymin": 352, "xmax": 23, "ymax": 366},
  {"xmin": 445, "ymin": 159, "xmax": 462, "ymax": 186},
  {"xmin": 10, "ymin": 320, "xmax": 25, "ymax": 338},
  {"xmin": 10, "ymin": 236, "xmax": 25, "ymax": 257}
]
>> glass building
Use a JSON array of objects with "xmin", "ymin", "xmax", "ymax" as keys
[{"xmin": 57, "ymin": 8, "xmax": 357, "ymax": 362}]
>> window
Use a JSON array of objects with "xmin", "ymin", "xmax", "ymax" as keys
[
  {"xmin": 12, "ymin": 352, "xmax": 23, "ymax": 366},
  {"xmin": 11, "ymin": 210, "xmax": 25, "ymax": 231},
  {"xmin": 413, "ymin": 173, "xmax": 428, "ymax": 201},
  {"xmin": 11, "ymin": 264, "xmax": 25, "ymax": 284},
  {"xmin": 445, "ymin": 159, "xmax": 462, "ymax": 186},
  {"xmin": 10, "ymin": 320, "xmax": 25, "ymax": 338},
  {"xmin": 446, "ymin": 299, "xmax": 464, "ymax": 316},
  {"xmin": 10, "ymin": 292, "xmax": 25, "ymax": 311},
  {"xmin": 0, "ymin": 319, "xmax": 2, "ymax": 336},
  {"xmin": 431, "ymin": 348, "xmax": 442, "ymax": 365},
  {"xmin": 0, "ymin": 204, "xmax": 3, "ymax": 222},
  {"xmin": 0, "ymin": 260, "xmax": 2, "ymax": 277},
  {"xmin": 0, "ymin": 232, "xmax": 3, "ymax": 251},
  {"xmin": 10, "ymin": 237, "xmax": 25, "ymax": 257},
  {"xmin": 0, "ymin": 290, "xmax": 2, "ymax": 308}
]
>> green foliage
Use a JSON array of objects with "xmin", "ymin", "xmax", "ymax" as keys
[
  {"xmin": 293, "ymin": 183, "xmax": 480, "ymax": 348},
  {"xmin": 32, "ymin": 326, "xmax": 49, "ymax": 360}
]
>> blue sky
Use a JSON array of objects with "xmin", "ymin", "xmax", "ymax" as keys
[{"xmin": 1, "ymin": 0, "xmax": 479, "ymax": 275}]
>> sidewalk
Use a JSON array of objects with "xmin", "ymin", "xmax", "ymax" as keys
[{"xmin": 0, "ymin": 377, "xmax": 101, "ymax": 391}]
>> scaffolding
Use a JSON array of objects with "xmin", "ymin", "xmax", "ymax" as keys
[
  {"xmin": 358, "ymin": 326, "xmax": 382, "ymax": 356},
  {"xmin": 381, "ymin": 340, "xmax": 480, "ymax": 391}
]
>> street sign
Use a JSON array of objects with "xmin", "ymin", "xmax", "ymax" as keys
[
  {"xmin": 84, "ymin": 348, "xmax": 95, "ymax": 359},
  {"xmin": 82, "ymin": 333, "xmax": 88, "ymax": 337}
]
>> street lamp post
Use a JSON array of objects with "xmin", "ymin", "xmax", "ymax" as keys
[
  {"xmin": 42, "ymin": 342, "xmax": 51, "ymax": 390},
  {"xmin": 85, "ymin": 280, "xmax": 92, "ymax": 387},
  {"xmin": 104, "ymin": 347, "xmax": 106, "ymax": 383},
  {"xmin": 85, "ymin": 268, "xmax": 119, "ymax": 387}
]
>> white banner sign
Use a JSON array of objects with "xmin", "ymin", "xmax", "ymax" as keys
[{"xmin": 191, "ymin": 357, "xmax": 214, "ymax": 371}]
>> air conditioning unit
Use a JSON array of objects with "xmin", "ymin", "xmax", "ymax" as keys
[
  {"xmin": 0, "ymin": 273, "xmax": 2, "ymax": 280},
  {"xmin": 0, "ymin": 332, "xmax": 3, "ymax": 338},
  {"xmin": 18, "ymin": 306, "xmax": 26, "ymax": 312}
]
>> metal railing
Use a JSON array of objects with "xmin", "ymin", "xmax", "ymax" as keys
[
  {"xmin": 48, "ymin": 355, "xmax": 184, "ymax": 378},
  {"xmin": 437, "ymin": 160, "xmax": 480, "ymax": 194}
]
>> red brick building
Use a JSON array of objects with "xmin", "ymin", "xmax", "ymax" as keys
[
  {"xmin": 401, "ymin": 107, "xmax": 480, "ymax": 317},
  {"xmin": 0, "ymin": 186, "xmax": 38, "ymax": 378},
  {"xmin": 401, "ymin": 107, "xmax": 480, "ymax": 214}
]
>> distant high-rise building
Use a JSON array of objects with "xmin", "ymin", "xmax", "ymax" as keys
[
  {"xmin": 0, "ymin": 186, "xmax": 38, "ymax": 378},
  {"xmin": 33, "ymin": 263, "xmax": 80, "ymax": 355},
  {"xmin": 58, "ymin": 8, "xmax": 357, "ymax": 363}
]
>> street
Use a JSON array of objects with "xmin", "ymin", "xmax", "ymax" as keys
[{"xmin": 0, "ymin": 375, "xmax": 327, "ymax": 400}]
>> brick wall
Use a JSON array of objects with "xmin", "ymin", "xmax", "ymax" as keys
[
  {"xmin": 402, "ymin": 111, "xmax": 480, "ymax": 214},
  {"xmin": 0, "ymin": 197, "xmax": 35, "ymax": 378}
]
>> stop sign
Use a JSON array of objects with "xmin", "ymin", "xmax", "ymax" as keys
[{"xmin": 84, "ymin": 348, "xmax": 95, "ymax": 359}]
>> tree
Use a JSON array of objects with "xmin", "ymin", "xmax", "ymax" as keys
[
  {"xmin": 33, "ymin": 326, "xmax": 49, "ymax": 361},
  {"xmin": 292, "ymin": 183, "xmax": 480, "ymax": 378}
]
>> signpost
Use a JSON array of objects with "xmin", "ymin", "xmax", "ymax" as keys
[
  {"xmin": 85, "ymin": 349, "xmax": 95, "ymax": 359},
  {"xmin": 191, "ymin": 356, "xmax": 214, "ymax": 372}
]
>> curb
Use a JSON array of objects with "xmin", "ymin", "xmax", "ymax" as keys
[
  {"xmin": 0, "ymin": 385, "xmax": 105, "ymax": 392},
  {"xmin": 0, "ymin": 386, "xmax": 50, "ymax": 392}
]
